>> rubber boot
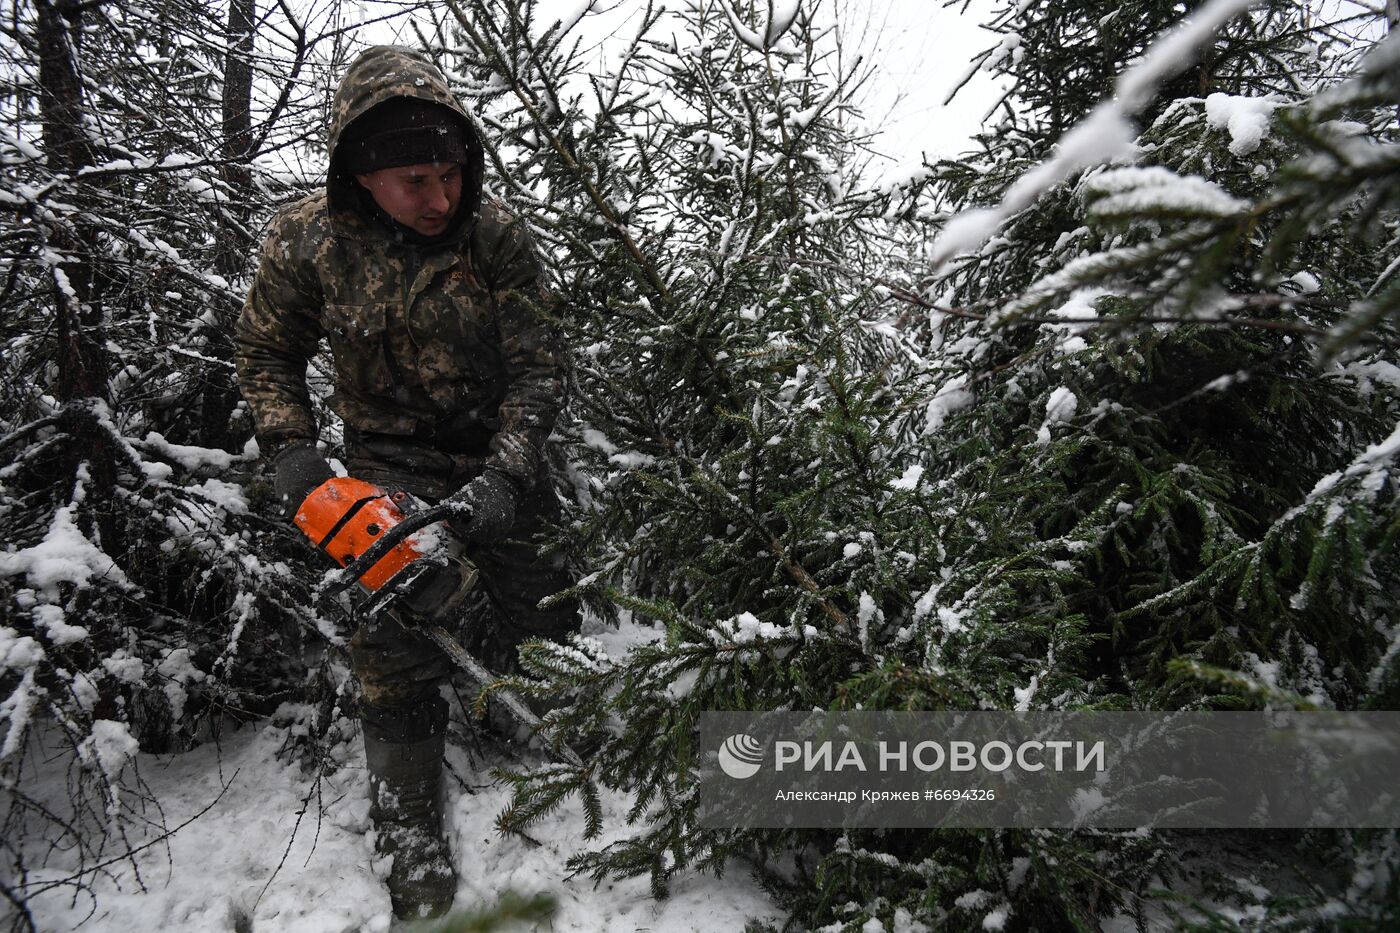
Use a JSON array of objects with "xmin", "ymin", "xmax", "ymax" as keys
[{"xmin": 362, "ymin": 695, "xmax": 456, "ymax": 920}]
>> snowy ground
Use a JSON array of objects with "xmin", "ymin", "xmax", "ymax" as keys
[{"xmin": 16, "ymin": 698, "xmax": 782, "ymax": 932}]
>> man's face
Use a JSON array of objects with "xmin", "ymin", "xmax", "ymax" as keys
[{"xmin": 355, "ymin": 162, "xmax": 463, "ymax": 236}]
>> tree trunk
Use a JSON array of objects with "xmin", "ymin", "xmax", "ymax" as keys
[
  {"xmin": 37, "ymin": 0, "xmax": 105, "ymax": 404},
  {"xmin": 1389, "ymin": 0, "xmax": 1398, "ymax": 126},
  {"xmin": 217, "ymin": 0, "xmax": 256, "ymax": 278},
  {"xmin": 36, "ymin": 0, "xmax": 117, "ymax": 533},
  {"xmin": 181, "ymin": 0, "xmax": 258, "ymax": 451}
]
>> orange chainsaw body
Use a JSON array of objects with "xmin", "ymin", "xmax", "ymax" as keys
[{"xmin": 294, "ymin": 476, "xmax": 422, "ymax": 591}]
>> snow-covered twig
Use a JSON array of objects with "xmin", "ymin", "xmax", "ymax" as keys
[{"xmin": 719, "ymin": 0, "xmax": 802, "ymax": 54}]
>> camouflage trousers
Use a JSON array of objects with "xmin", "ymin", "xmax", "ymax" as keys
[{"xmin": 342, "ymin": 432, "xmax": 578, "ymax": 714}]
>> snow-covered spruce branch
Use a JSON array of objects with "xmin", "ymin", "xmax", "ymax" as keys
[
  {"xmin": 725, "ymin": 248, "xmax": 1343, "ymax": 337},
  {"xmin": 926, "ymin": 0, "xmax": 1261, "ymax": 272},
  {"xmin": 565, "ymin": 441, "xmax": 860, "ymax": 634},
  {"xmin": 686, "ymin": 462, "xmax": 854, "ymax": 631}
]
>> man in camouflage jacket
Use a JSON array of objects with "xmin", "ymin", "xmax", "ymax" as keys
[{"xmin": 234, "ymin": 46, "xmax": 576, "ymax": 920}]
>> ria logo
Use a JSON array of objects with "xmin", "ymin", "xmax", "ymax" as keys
[{"xmin": 717, "ymin": 733, "xmax": 765, "ymax": 779}]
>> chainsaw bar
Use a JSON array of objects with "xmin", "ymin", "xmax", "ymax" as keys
[{"xmin": 419, "ymin": 622, "xmax": 584, "ymax": 768}]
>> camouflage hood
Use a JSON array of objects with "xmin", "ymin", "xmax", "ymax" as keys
[{"xmin": 327, "ymin": 45, "xmax": 484, "ymax": 222}]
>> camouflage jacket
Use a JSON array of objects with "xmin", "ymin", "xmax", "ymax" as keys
[{"xmin": 234, "ymin": 46, "xmax": 563, "ymax": 496}]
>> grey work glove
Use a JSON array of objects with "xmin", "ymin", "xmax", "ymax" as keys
[
  {"xmin": 271, "ymin": 439, "xmax": 334, "ymax": 519},
  {"xmin": 445, "ymin": 469, "xmax": 519, "ymax": 544}
]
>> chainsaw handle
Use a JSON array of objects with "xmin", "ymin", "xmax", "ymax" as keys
[{"xmin": 321, "ymin": 500, "xmax": 467, "ymax": 598}]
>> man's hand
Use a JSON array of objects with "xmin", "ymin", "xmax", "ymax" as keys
[
  {"xmin": 271, "ymin": 439, "xmax": 334, "ymax": 518},
  {"xmin": 445, "ymin": 469, "xmax": 519, "ymax": 544}
]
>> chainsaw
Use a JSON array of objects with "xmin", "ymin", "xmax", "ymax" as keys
[
  {"xmin": 295, "ymin": 476, "xmax": 476, "ymax": 622},
  {"xmin": 293, "ymin": 476, "xmax": 582, "ymax": 767}
]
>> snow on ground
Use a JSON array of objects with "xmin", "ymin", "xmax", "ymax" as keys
[
  {"xmin": 21, "ymin": 721, "xmax": 389, "ymax": 933},
  {"xmin": 18, "ymin": 694, "xmax": 780, "ymax": 931}
]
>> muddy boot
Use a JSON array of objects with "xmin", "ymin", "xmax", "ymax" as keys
[{"xmin": 362, "ymin": 695, "xmax": 456, "ymax": 920}]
